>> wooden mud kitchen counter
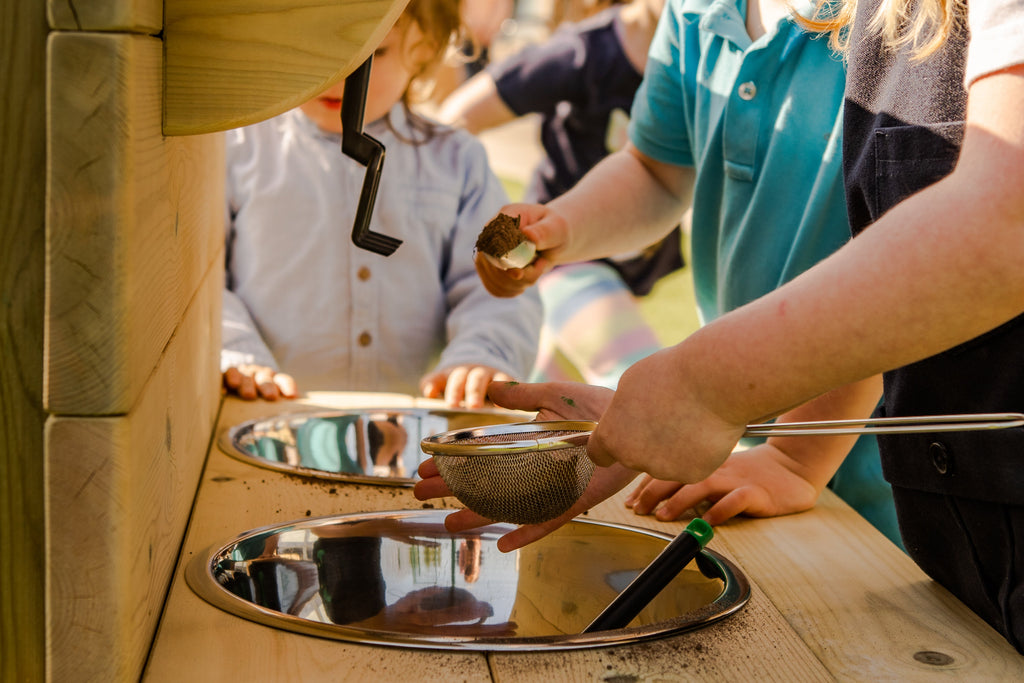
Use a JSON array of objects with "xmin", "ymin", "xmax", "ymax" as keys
[{"xmin": 4, "ymin": 1, "xmax": 1022, "ymax": 681}]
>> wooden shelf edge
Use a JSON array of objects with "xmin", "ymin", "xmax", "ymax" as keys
[{"xmin": 162, "ymin": 0, "xmax": 408, "ymax": 136}]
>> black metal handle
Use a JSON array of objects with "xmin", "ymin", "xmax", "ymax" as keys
[
  {"xmin": 583, "ymin": 519, "xmax": 713, "ymax": 632},
  {"xmin": 341, "ymin": 56, "xmax": 402, "ymax": 256}
]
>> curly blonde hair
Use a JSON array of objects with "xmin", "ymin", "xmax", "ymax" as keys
[{"xmin": 802, "ymin": 0, "xmax": 966, "ymax": 59}]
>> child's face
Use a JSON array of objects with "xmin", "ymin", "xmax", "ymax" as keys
[{"xmin": 300, "ymin": 20, "xmax": 428, "ymax": 134}]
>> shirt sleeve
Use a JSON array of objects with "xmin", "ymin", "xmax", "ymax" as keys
[
  {"xmin": 965, "ymin": 0, "xmax": 1024, "ymax": 85},
  {"xmin": 487, "ymin": 24, "xmax": 589, "ymax": 116},
  {"xmin": 434, "ymin": 137, "xmax": 543, "ymax": 380},
  {"xmin": 627, "ymin": 0, "xmax": 695, "ymax": 167},
  {"xmin": 221, "ymin": 287, "xmax": 278, "ymax": 372}
]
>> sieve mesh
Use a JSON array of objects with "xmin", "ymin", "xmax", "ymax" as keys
[{"xmin": 421, "ymin": 422, "xmax": 596, "ymax": 525}]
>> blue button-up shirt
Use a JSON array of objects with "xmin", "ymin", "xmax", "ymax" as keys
[{"xmin": 223, "ymin": 105, "xmax": 542, "ymax": 394}]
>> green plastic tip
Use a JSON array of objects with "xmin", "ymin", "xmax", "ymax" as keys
[{"xmin": 684, "ymin": 518, "xmax": 714, "ymax": 547}]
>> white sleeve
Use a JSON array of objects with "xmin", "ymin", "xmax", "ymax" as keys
[
  {"xmin": 221, "ymin": 288, "xmax": 279, "ymax": 372},
  {"xmin": 965, "ymin": 0, "xmax": 1024, "ymax": 85},
  {"xmin": 434, "ymin": 138, "xmax": 543, "ymax": 380}
]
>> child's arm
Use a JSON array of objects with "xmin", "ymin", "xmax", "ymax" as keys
[
  {"xmin": 439, "ymin": 17, "xmax": 601, "ymax": 135},
  {"xmin": 429, "ymin": 131, "xmax": 544, "ymax": 407},
  {"xmin": 436, "ymin": 72, "xmax": 517, "ymax": 134},
  {"xmin": 624, "ymin": 375, "xmax": 883, "ymax": 523},
  {"xmin": 221, "ymin": 288, "xmax": 297, "ymax": 401},
  {"xmin": 476, "ymin": 143, "xmax": 695, "ymax": 298},
  {"xmin": 585, "ymin": 65, "xmax": 1024, "ymax": 485}
]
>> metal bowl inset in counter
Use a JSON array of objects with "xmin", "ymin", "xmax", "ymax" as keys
[
  {"xmin": 219, "ymin": 407, "xmax": 528, "ymax": 485},
  {"xmin": 185, "ymin": 509, "xmax": 750, "ymax": 651}
]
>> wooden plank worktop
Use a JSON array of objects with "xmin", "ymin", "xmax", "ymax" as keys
[{"xmin": 145, "ymin": 392, "xmax": 1024, "ymax": 681}]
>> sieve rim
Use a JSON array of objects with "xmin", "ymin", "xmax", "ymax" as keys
[{"xmin": 420, "ymin": 420, "xmax": 595, "ymax": 456}]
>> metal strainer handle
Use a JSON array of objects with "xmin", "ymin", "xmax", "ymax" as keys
[
  {"xmin": 418, "ymin": 413, "xmax": 1024, "ymax": 527},
  {"xmin": 426, "ymin": 413, "xmax": 1024, "ymax": 455},
  {"xmin": 743, "ymin": 412, "xmax": 1024, "ymax": 436},
  {"xmin": 421, "ymin": 420, "xmax": 596, "ymax": 455}
]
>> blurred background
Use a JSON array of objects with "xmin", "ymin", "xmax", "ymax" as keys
[{"xmin": 423, "ymin": 0, "xmax": 700, "ymax": 374}]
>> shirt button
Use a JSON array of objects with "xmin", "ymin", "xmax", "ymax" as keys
[
  {"xmin": 357, "ymin": 266, "xmax": 371, "ymax": 281},
  {"xmin": 738, "ymin": 81, "xmax": 757, "ymax": 100},
  {"xmin": 929, "ymin": 441, "xmax": 952, "ymax": 475},
  {"xmin": 358, "ymin": 331, "xmax": 372, "ymax": 347}
]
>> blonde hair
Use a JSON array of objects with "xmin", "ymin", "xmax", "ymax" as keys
[
  {"xmin": 388, "ymin": 0, "xmax": 464, "ymax": 141},
  {"xmin": 803, "ymin": 0, "xmax": 966, "ymax": 59}
]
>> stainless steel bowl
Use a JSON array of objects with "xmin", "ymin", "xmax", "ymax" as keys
[
  {"xmin": 185, "ymin": 509, "xmax": 750, "ymax": 650},
  {"xmin": 219, "ymin": 407, "xmax": 528, "ymax": 485}
]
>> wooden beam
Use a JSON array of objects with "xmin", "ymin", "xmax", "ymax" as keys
[
  {"xmin": 163, "ymin": 0, "xmax": 409, "ymax": 135},
  {"xmin": 46, "ymin": 259, "xmax": 221, "ymax": 681},
  {"xmin": 0, "ymin": 0, "xmax": 47, "ymax": 679},
  {"xmin": 46, "ymin": 32, "xmax": 224, "ymax": 415}
]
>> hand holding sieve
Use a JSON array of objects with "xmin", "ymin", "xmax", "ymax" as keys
[{"xmin": 420, "ymin": 413, "xmax": 1024, "ymax": 526}]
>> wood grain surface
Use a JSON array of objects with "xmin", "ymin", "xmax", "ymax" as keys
[
  {"xmin": 1, "ymin": 0, "xmax": 47, "ymax": 679},
  {"xmin": 163, "ymin": 0, "xmax": 410, "ymax": 135},
  {"xmin": 46, "ymin": 32, "xmax": 223, "ymax": 415},
  {"xmin": 47, "ymin": 0, "xmax": 162, "ymax": 33},
  {"xmin": 46, "ymin": 257, "xmax": 221, "ymax": 681}
]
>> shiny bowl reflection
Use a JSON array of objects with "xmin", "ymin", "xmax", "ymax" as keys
[
  {"xmin": 186, "ymin": 509, "xmax": 750, "ymax": 650},
  {"xmin": 219, "ymin": 407, "xmax": 528, "ymax": 485}
]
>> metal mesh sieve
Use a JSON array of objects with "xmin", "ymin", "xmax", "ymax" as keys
[
  {"xmin": 420, "ymin": 412, "xmax": 1024, "ymax": 525},
  {"xmin": 420, "ymin": 421, "xmax": 596, "ymax": 525}
]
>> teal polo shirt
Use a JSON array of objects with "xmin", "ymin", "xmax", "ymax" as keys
[
  {"xmin": 628, "ymin": 0, "xmax": 904, "ymax": 548},
  {"xmin": 630, "ymin": 0, "xmax": 848, "ymax": 324}
]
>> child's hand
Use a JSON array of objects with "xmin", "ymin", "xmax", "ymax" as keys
[
  {"xmin": 414, "ymin": 456, "xmax": 639, "ymax": 553},
  {"xmin": 474, "ymin": 251, "xmax": 551, "ymax": 298},
  {"xmin": 473, "ymin": 202, "xmax": 568, "ymax": 298},
  {"xmin": 222, "ymin": 364, "xmax": 298, "ymax": 401},
  {"xmin": 419, "ymin": 364, "xmax": 513, "ymax": 409},
  {"xmin": 414, "ymin": 380, "xmax": 628, "ymax": 551},
  {"xmin": 586, "ymin": 348, "xmax": 747, "ymax": 483},
  {"xmin": 623, "ymin": 443, "xmax": 822, "ymax": 525},
  {"xmin": 485, "ymin": 379, "xmax": 613, "ymax": 422}
]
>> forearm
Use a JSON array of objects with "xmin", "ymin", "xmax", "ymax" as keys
[
  {"xmin": 436, "ymin": 74, "xmax": 516, "ymax": 134},
  {"xmin": 221, "ymin": 288, "xmax": 277, "ymax": 370},
  {"xmin": 675, "ymin": 80, "xmax": 1024, "ymax": 428},
  {"xmin": 764, "ymin": 375, "xmax": 883, "ymax": 493},
  {"xmin": 545, "ymin": 143, "xmax": 694, "ymax": 264}
]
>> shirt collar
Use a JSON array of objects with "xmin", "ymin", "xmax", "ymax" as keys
[{"xmin": 694, "ymin": 0, "xmax": 820, "ymax": 49}]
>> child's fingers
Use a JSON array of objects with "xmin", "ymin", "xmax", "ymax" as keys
[
  {"xmin": 223, "ymin": 367, "xmax": 244, "ymax": 391},
  {"xmin": 223, "ymin": 367, "xmax": 259, "ymax": 400},
  {"xmin": 626, "ymin": 477, "xmax": 685, "ymax": 516},
  {"xmin": 412, "ymin": 473, "xmax": 451, "ymax": 500},
  {"xmin": 419, "ymin": 371, "xmax": 445, "ymax": 399},
  {"xmin": 474, "ymin": 253, "xmax": 529, "ymax": 298},
  {"xmin": 462, "ymin": 367, "xmax": 495, "ymax": 409},
  {"xmin": 273, "ymin": 372, "xmax": 298, "ymax": 398},
  {"xmin": 253, "ymin": 367, "xmax": 280, "ymax": 400},
  {"xmin": 443, "ymin": 366, "xmax": 470, "ymax": 407},
  {"xmin": 416, "ymin": 458, "xmax": 440, "ymax": 479}
]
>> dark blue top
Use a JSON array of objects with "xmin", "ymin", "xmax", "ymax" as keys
[
  {"xmin": 488, "ymin": 8, "xmax": 644, "ymax": 203},
  {"xmin": 487, "ymin": 8, "xmax": 683, "ymax": 295}
]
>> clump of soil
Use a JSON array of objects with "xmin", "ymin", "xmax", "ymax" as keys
[{"xmin": 475, "ymin": 212, "xmax": 527, "ymax": 257}]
